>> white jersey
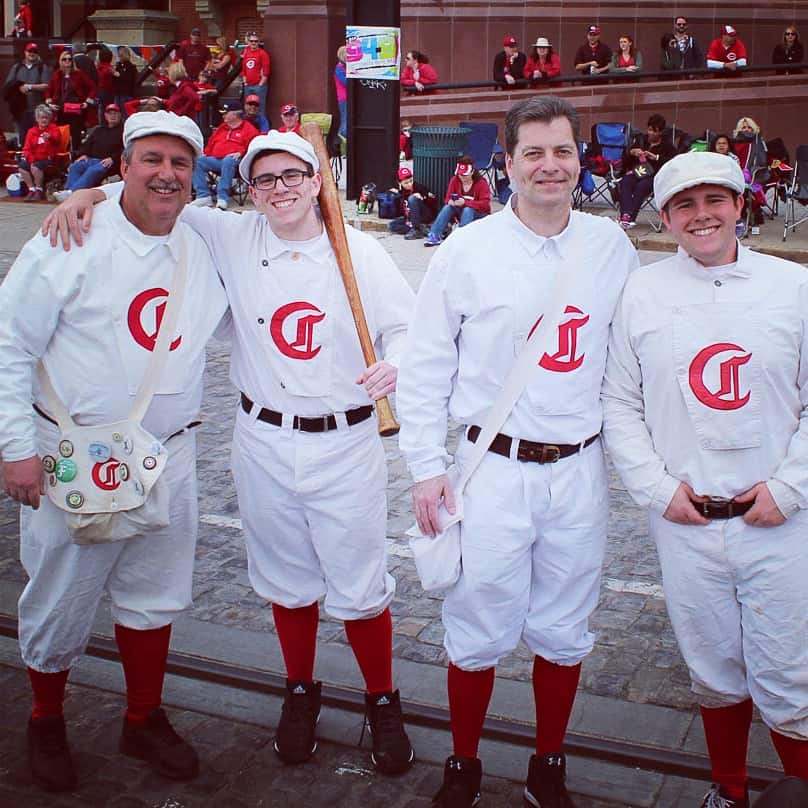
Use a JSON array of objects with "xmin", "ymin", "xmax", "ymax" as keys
[
  {"xmin": 178, "ymin": 206, "xmax": 414, "ymax": 416},
  {"xmin": 602, "ymin": 244, "xmax": 808, "ymax": 516},
  {"xmin": 397, "ymin": 198, "xmax": 638, "ymax": 481},
  {"xmin": 0, "ymin": 197, "xmax": 229, "ymax": 462}
]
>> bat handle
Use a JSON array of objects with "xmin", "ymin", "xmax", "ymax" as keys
[{"xmin": 375, "ymin": 396, "xmax": 400, "ymax": 437}]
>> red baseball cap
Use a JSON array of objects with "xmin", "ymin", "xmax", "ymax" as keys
[
  {"xmin": 105, "ymin": 103, "xmax": 120, "ymax": 112},
  {"xmin": 25, "ymin": 43, "xmax": 38, "ymax": 52},
  {"xmin": 245, "ymin": 94, "xmax": 261, "ymax": 104},
  {"xmin": 503, "ymin": 35, "xmax": 517, "ymax": 47},
  {"xmin": 588, "ymin": 25, "xmax": 602, "ymax": 35},
  {"xmin": 722, "ymin": 25, "xmax": 737, "ymax": 36},
  {"xmin": 280, "ymin": 103, "xmax": 298, "ymax": 116},
  {"xmin": 397, "ymin": 167, "xmax": 413, "ymax": 181}
]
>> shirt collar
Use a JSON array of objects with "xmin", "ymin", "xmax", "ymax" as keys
[
  {"xmin": 503, "ymin": 194, "xmax": 576, "ymax": 260},
  {"xmin": 106, "ymin": 195, "xmax": 179, "ymax": 258},
  {"xmin": 676, "ymin": 243, "xmax": 754, "ymax": 279},
  {"xmin": 264, "ymin": 214, "xmax": 328, "ymax": 261}
]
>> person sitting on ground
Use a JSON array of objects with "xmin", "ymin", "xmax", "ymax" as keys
[
  {"xmin": 661, "ymin": 16, "xmax": 704, "ymax": 72},
  {"xmin": 424, "ymin": 156, "xmax": 491, "ymax": 246},
  {"xmin": 243, "ymin": 93, "xmax": 269, "ymax": 133},
  {"xmin": 277, "ymin": 103, "xmax": 301, "ymax": 134},
  {"xmin": 55, "ymin": 102, "xmax": 123, "ymax": 201},
  {"xmin": 388, "ymin": 166, "xmax": 438, "ymax": 239},
  {"xmin": 401, "ymin": 50, "xmax": 439, "ymax": 94},
  {"xmin": 611, "ymin": 34, "xmax": 643, "ymax": 73},
  {"xmin": 493, "ymin": 36, "xmax": 526, "ymax": 87},
  {"xmin": 190, "ymin": 100, "xmax": 257, "ymax": 210},
  {"xmin": 707, "ymin": 25, "xmax": 748, "ymax": 72},
  {"xmin": 732, "ymin": 117, "xmax": 768, "ymax": 235},
  {"xmin": 165, "ymin": 62, "xmax": 199, "ymax": 120},
  {"xmin": 17, "ymin": 103, "xmax": 61, "ymax": 201},
  {"xmin": 574, "ymin": 24, "xmax": 612, "ymax": 75},
  {"xmin": 711, "ymin": 133, "xmax": 740, "ymax": 162},
  {"xmin": 773, "ymin": 25, "xmax": 804, "ymax": 75},
  {"xmin": 618, "ymin": 113, "xmax": 675, "ymax": 228},
  {"xmin": 523, "ymin": 37, "xmax": 561, "ymax": 84}
]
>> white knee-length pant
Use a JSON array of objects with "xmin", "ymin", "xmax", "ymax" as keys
[
  {"xmin": 650, "ymin": 509, "xmax": 808, "ymax": 739},
  {"xmin": 230, "ymin": 407, "xmax": 395, "ymax": 621},
  {"xmin": 18, "ymin": 431, "xmax": 199, "ymax": 673},
  {"xmin": 443, "ymin": 437, "xmax": 609, "ymax": 670}
]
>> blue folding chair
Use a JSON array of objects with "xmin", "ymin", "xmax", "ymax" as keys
[
  {"xmin": 585, "ymin": 122, "xmax": 630, "ymax": 210},
  {"xmin": 459, "ymin": 121, "xmax": 501, "ymax": 193}
]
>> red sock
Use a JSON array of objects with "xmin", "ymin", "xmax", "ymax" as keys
[
  {"xmin": 770, "ymin": 730, "xmax": 808, "ymax": 778},
  {"xmin": 700, "ymin": 699, "xmax": 754, "ymax": 800},
  {"xmin": 344, "ymin": 608, "xmax": 393, "ymax": 694},
  {"xmin": 448, "ymin": 663, "xmax": 495, "ymax": 759},
  {"xmin": 27, "ymin": 668, "xmax": 70, "ymax": 719},
  {"xmin": 272, "ymin": 602, "xmax": 319, "ymax": 682},
  {"xmin": 533, "ymin": 656, "xmax": 581, "ymax": 756},
  {"xmin": 115, "ymin": 623, "xmax": 171, "ymax": 725}
]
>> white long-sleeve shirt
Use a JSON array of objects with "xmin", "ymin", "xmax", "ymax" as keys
[
  {"xmin": 397, "ymin": 199, "xmax": 638, "ymax": 482},
  {"xmin": 100, "ymin": 182, "xmax": 414, "ymax": 415},
  {"xmin": 602, "ymin": 244, "xmax": 808, "ymax": 517},
  {"xmin": 0, "ymin": 198, "xmax": 229, "ymax": 462}
]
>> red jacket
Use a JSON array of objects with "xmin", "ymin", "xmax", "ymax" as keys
[
  {"xmin": 97, "ymin": 62, "xmax": 114, "ymax": 92},
  {"xmin": 205, "ymin": 119, "xmax": 258, "ymax": 159},
  {"xmin": 166, "ymin": 79, "xmax": 200, "ymax": 119},
  {"xmin": 444, "ymin": 175, "xmax": 491, "ymax": 214},
  {"xmin": 401, "ymin": 63, "xmax": 439, "ymax": 92},
  {"xmin": 523, "ymin": 53, "xmax": 561, "ymax": 80},
  {"xmin": 47, "ymin": 69, "xmax": 96, "ymax": 106},
  {"xmin": 23, "ymin": 122, "xmax": 62, "ymax": 163}
]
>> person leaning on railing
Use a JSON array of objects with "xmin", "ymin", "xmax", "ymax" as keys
[{"xmin": 523, "ymin": 37, "xmax": 561, "ymax": 85}]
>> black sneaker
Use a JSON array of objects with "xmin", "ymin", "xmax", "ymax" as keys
[
  {"xmin": 119, "ymin": 707, "xmax": 199, "ymax": 780},
  {"xmin": 363, "ymin": 690, "xmax": 414, "ymax": 774},
  {"xmin": 524, "ymin": 753, "xmax": 575, "ymax": 807},
  {"xmin": 700, "ymin": 784, "xmax": 750, "ymax": 808},
  {"xmin": 432, "ymin": 755, "xmax": 482, "ymax": 807},
  {"xmin": 27, "ymin": 714, "xmax": 77, "ymax": 792},
  {"xmin": 274, "ymin": 679, "xmax": 321, "ymax": 764}
]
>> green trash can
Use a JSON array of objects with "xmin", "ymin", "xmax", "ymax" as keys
[{"xmin": 411, "ymin": 126, "xmax": 471, "ymax": 201}]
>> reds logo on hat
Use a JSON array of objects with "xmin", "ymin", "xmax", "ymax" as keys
[
  {"xmin": 398, "ymin": 167, "xmax": 413, "ymax": 181},
  {"xmin": 588, "ymin": 25, "xmax": 602, "ymax": 35},
  {"xmin": 281, "ymin": 104, "xmax": 298, "ymax": 116},
  {"xmin": 722, "ymin": 25, "xmax": 737, "ymax": 36},
  {"xmin": 503, "ymin": 35, "xmax": 517, "ymax": 47}
]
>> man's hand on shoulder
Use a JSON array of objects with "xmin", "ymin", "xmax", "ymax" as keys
[
  {"xmin": 413, "ymin": 473, "xmax": 455, "ymax": 537},
  {"xmin": 356, "ymin": 361, "xmax": 397, "ymax": 400},
  {"xmin": 2, "ymin": 456, "xmax": 44, "ymax": 509},
  {"xmin": 735, "ymin": 482, "xmax": 786, "ymax": 527},
  {"xmin": 41, "ymin": 188, "xmax": 106, "ymax": 250}
]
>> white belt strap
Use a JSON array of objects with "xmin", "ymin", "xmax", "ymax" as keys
[{"xmin": 37, "ymin": 236, "xmax": 189, "ymax": 429}]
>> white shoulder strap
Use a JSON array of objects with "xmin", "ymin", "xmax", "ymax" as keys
[
  {"xmin": 37, "ymin": 236, "xmax": 189, "ymax": 429},
  {"xmin": 456, "ymin": 236, "xmax": 580, "ymax": 492}
]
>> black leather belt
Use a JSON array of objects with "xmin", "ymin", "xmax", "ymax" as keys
[
  {"xmin": 241, "ymin": 393, "xmax": 373, "ymax": 433},
  {"xmin": 467, "ymin": 424, "xmax": 599, "ymax": 464},
  {"xmin": 693, "ymin": 499, "xmax": 753, "ymax": 519}
]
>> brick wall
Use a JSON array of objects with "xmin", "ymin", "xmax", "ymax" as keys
[{"xmin": 170, "ymin": 0, "xmax": 263, "ymax": 43}]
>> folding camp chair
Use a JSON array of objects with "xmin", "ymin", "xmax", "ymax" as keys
[
  {"xmin": 783, "ymin": 144, "xmax": 808, "ymax": 242},
  {"xmin": 459, "ymin": 121, "xmax": 500, "ymax": 193},
  {"xmin": 763, "ymin": 137, "xmax": 792, "ymax": 218},
  {"xmin": 585, "ymin": 122, "xmax": 630, "ymax": 209}
]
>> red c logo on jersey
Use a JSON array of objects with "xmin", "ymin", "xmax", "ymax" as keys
[
  {"xmin": 92, "ymin": 459, "xmax": 122, "ymax": 491},
  {"xmin": 689, "ymin": 342, "xmax": 752, "ymax": 410},
  {"xmin": 245, "ymin": 57, "xmax": 257, "ymax": 70},
  {"xmin": 127, "ymin": 288, "xmax": 182, "ymax": 352},
  {"xmin": 270, "ymin": 301, "xmax": 326, "ymax": 360},
  {"xmin": 529, "ymin": 305, "xmax": 590, "ymax": 373}
]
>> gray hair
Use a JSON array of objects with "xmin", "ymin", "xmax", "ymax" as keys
[
  {"xmin": 121, "ymin": 139, "xmax": 198, "ymax": 170},
  {"xmin": 34, "ymin": 103, "xmax": 53, "ymax": 119},
  {"xmin": 504, "ymin": 96, "xmax": 581, "ymax": 156}
]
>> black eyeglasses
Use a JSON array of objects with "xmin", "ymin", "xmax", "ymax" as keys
[
  {"xmin": 676, "ymin": 22, "xmax": 687, "ymax": 27},
  {"xmin": 786, "ymin": 31, "xmax": 797, "ymax": 36},
  {"xmin": 250, "ymin": 169, "xmax": 312, "ymax": 191},
  {"xmin": 61, "ymin": 57, "xmax": 73, "ymax": 62}
]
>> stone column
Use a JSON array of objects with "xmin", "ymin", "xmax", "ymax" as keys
[{"xmin": 87, "ymin": 9, "xmax": 180, "ymax": 46}]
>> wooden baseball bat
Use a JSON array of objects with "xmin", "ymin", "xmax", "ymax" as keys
[{"xmin": 301, "ymin": 122, "xmax": 400, "ymax": 437}]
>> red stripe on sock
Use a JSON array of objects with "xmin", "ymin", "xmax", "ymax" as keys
[
  {"xmin": 344, "ymin": 608, "xmax": 393, "ymax": 694},
  {"xmin": 448, "ymin": 663, "xmax": 495, "ymax": 759},
  {"xmin": 272, "ymin": 602, "xmax": 319, "ymax": 682}
]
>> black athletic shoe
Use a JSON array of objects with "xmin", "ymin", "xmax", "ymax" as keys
[
  {"xmin": 524, "ymin": 753, "xmax": 576, "ymax": 807},
  {"xmin": 119, "ymin": 707, "xmax": 199, "ymax": 780},
  {"xmin": 432, "ymin": 755, "xmax": 482, "ymax": 807},
  {"xmin": 700, "ymin": 784, "xmax": 750, "ymax": 808},
  {"xmin": 273, "ymin": 679, "xmax": 321, "ymax": 764},
  {"xmin": 27, "ymin": 714, "xmax": 77, "ymax": 793},
  {"xmin": 363, "ymin": 690, "xmax": 414, "ymax": 774}
]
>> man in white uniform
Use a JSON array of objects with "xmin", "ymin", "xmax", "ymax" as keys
[
  {"xmin": 602, "ymin": 151, "xmax": 808, "ymax": 808},
  {"xmin": 44, "ymin": 130, "xmax": 416, "ymax": 775},
  {"xmin": 396, "ymin": 96, "xmax": 638, "ymax": 807},
  {"xmin": 0, "ymin": 111, "xmax": 229, "ymax": 792}
]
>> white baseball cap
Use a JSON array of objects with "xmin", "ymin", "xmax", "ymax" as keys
[
  {"xmin": 239, "ymin": 130, "xmax": 319, "ymax": 183},
  {"xmin": 653, "ymin": 151, "xmax": 745, "ymax": 210},
  {"xmin": 123, "ymin": 111, "xmax": 204, "ymax": 156}
]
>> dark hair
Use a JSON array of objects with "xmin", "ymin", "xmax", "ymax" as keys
[
  {"xmin": 618, "ymin": 34, "xmax": 636, "ymax": 57},
  {"xmin": 710, "ymin": 133, "xmax": 733, "ymax": 152},
  {"xmin": 647, "ymin": 113, "xmax": 666, "ymax": 131},
  {"xmin": 98, "ymin": 48, "xmax": 113, "ymax": 64},
  {"xmin": 248, "ymin": 149, "xmax": 315, "ymax": 180},
  {"xmin": 505, "ymin": 95, "xmax": 581, "ymax": 156},
  {"xmin": 407, "ymin": 50, "xmax": 429, "ymax": 64}
]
